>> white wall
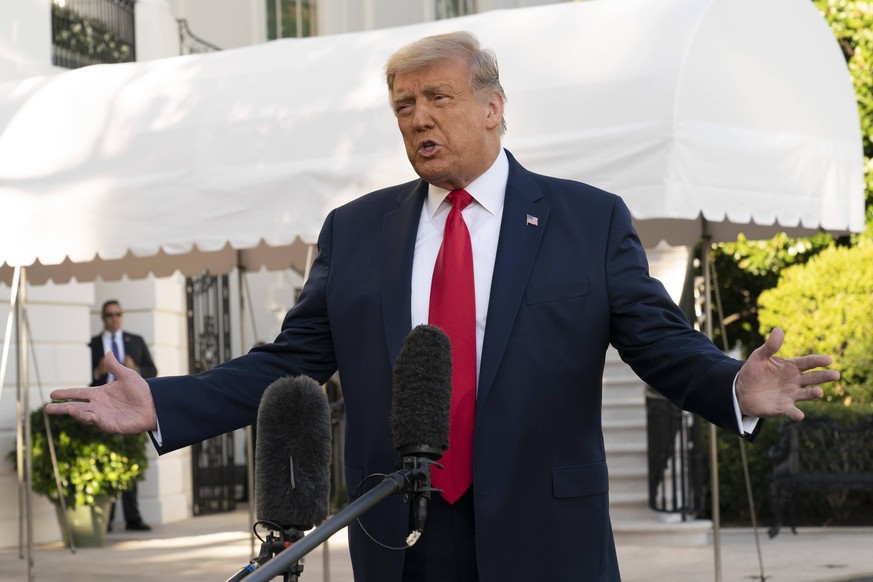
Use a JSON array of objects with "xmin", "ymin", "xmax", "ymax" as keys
[
  {"xmin": 163, "ymin": 0, "xmax": 568, "ymax": 43},
  {"xmin": 0, "ymin": 0, "xmax": 51, "ymax": 65},
  {"xmin": 172, "ymin": 0, "xmax": 267, "ymax": 49},
  {"xmin": 0, "ymin": 0, "xmax": 59, "ymax": 82},
  {"xmin": 135, "ymin": 0, "xmax": 182, "ymax": 61},
  {"xmin": 0, "ymin": 278, "xmax": 96, "ymax": 547},
  {"xmin": 368, "ymin": 0, "xmax": 431, "ymax": 31},
  {"xmin": 646, "ymin": 242, "xmax": 691, "ymax": 304},
  {"xmin": 237, "ymin": 267, "xmax": 304, "ymax": 350},
  {"xmin": 0, "ymin": 0, "xmax": 571, "ymax": 83},
  {"xmin": 478, "ymin": 0, "xmax": 566, "ymax": 11}
]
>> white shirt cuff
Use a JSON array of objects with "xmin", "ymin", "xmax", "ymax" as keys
[
  {"xmin": 732, "ymin": 373, "xmax": 760, "ymax": 436},
  {"xmin": 150, "ymin": 417, "xmax": 163, "ymax": 447}
]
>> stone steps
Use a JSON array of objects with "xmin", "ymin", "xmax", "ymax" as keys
[
  {"xmin": 602, "ymin": 398, "xmax": 646, "ymax": 424},
  {"xmin": 601, "ymin": 349, "xmax": 712, "ymax": 545}
]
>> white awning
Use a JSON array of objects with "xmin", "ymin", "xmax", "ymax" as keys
[{"xmin": 0, "ymin": 0, "xmax": 865, "ymax": 284}]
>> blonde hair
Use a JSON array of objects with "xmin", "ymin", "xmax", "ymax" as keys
[{"xmin": 385, "ymin": 31, "xmax": 507, "ymax": 135}]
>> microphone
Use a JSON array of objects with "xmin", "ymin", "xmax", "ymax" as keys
[
  {"xmin": 234, "ymin": 329, "xmax": 451, "ymax": 581},
  {"xmin": 392, "ymin": 324, "xmax": 451, "ymax": 457},
  {"xmin": 390, "ymin": 324, "xmax": 452, "ymax": 537},
  {"xmin": 255, "ymin": 375, "xmax": 332, "ymax": 531},
  {"xmin": 227, "ymin": 375, "xmax": 331, "ymax": 582}
]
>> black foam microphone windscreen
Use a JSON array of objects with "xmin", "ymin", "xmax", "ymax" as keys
[
  {"xmin": 255, "ymin": 375, "xmax": 331, "ymax": 530},
  {"xmin": 391, "ymin": 324, "xmax": 452, "ymax": 459}
]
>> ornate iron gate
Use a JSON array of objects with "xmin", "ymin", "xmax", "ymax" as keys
[{"xmin": 186, "ymin": 273, "xmax": 236, "ymax": 515}]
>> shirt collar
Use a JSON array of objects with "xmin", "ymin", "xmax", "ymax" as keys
[{"xmin": 424, "ymin": 149, "xmax": 509, "ymax": 219}]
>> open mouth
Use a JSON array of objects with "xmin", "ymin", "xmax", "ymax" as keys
[{"xmin": 418, "ymin": 140, "xmax": 437, "ymax": 155}]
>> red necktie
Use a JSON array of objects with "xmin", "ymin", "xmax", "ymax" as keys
[{"xmin": 429, "ymin": 189, "xmax": 476, "ymax": 504}]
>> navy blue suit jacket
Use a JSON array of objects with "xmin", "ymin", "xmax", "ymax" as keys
[{"xmin": 149, "ymin": 151, "xmax": 743, "ymax": 581}]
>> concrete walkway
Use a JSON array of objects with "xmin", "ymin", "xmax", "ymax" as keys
[{"xmin": 1, "ymin": 506, "xmax": 872, "ymax": 581}]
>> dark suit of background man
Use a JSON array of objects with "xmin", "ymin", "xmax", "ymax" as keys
[
  {"xmin": 89, "ymin": 300, "xmax": 156, "ymax": 532},
  {"xmin": 52, "ymin": 32, "xmax": 837, "ymax": 581}
]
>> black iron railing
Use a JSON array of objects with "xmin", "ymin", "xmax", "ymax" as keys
[
  {"xmin": 51, "ymin": 0, "xmax": 135, "ymax": 69},
  {"xmin": 325, "ymin": 376, "xmax": 347, "ymax": 513},
  {"xmin": 178, "ymin": 19, "xmax": 221, "ymax": 55},
  {"xmin": 646, "ymin": 388, "xmax": 704, "ymax": 519}
]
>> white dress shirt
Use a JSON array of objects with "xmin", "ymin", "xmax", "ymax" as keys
[
  {"xmin": 101, "ymin": 330, "xmax": 125, "ymax": 383},
  {"xmin": 410, "ymin": 149, "xmax": 509, "ymax": 388}
]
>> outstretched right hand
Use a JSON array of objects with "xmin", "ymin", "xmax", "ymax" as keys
[{"xmin": 46, "ymin": 351, "xmax": 157, "ymax": 434}]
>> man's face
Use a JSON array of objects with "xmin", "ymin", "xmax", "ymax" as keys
[
  {"xmin": 392, "ymin": 58, "xmax": 503, "ymax": 190},
  {"xmin": 102, "ymin": 305, "xmax": 123, "ymax": 333}
]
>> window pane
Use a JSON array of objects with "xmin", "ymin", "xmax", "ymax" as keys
[
  {"xmin": 267, "ymin": 0, "xmax": 317, "ymax": 39},
  {"xmin": 435, "ymin": 0, "xmax": 476, "ymax": 20}
]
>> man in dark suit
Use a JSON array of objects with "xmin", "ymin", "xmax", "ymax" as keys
[
  {"xmin": 52, "ymin": 33, "xmax": 837, "ymax": 581},
  {"xmin": 90, "ymin": 299, "xmax": 157, "ymax": 532}
]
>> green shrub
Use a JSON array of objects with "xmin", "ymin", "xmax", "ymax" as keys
[
  {"xmin": 7, "ymin": 406, "xmax": 148, "ymax": 508},
  {"xmin": 757, "ymin": 240, "xmax": 873, "ymax": 405},
  {"xmin": 52, "ymin": 4, "xmax": 133, "ymax": 64}
]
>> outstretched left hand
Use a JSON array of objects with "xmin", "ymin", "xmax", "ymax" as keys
[{"xmin": 736, "ymin": 327, "xmax": 838, "ymax": 422}]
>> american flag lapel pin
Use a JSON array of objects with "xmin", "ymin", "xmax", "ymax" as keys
[{"xmin": 526, "ymin": 214, "xmax": 539, "ymax": 227}]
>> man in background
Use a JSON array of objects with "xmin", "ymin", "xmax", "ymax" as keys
[{"xmin": 89, "ymin": 299, "xmax": 156, "ymax": 532}]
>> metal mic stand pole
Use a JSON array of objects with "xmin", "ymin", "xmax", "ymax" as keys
[
  {"xmin": 244, "ymin": 460, "xmax": 434, "ymax": 582},
  {"xmin": 226, "ymin": 527, "xmax": 304, "ymax": 582}
]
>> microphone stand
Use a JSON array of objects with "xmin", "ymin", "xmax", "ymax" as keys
[
  {"xmin": 226, "ymin": 524, "xmax": 304, "ymax": 582},
  {"xmin": 240, "ymin": 457, "xmax": 439, "ymax": 582}
]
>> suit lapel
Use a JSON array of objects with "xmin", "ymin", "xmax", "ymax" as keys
[
  {"xmin": 378, "ymin": 155, "xmax": 547, "ymax": 401},
  {"xmin": 477, "ymin": 153, "xmax": 549, "ymax": 405},
  {"xmin": 122, "ymin": 332, "xmax": 133, "ymax": 360},
  {"xmin": 381, "ymin": 180, "xmax": 428, "ymax": 369}
]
